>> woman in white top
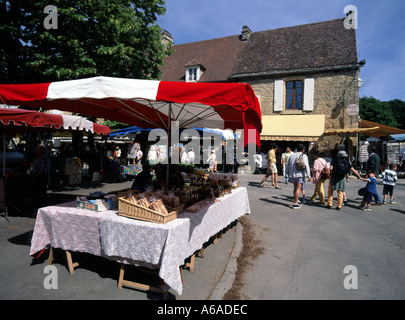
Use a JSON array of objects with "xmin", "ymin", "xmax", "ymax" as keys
[
  {"xmin": 208, "ymin": 150, "xmax": 216, "ymax": 172},
  {"xmin": 286, "ymin": 144, "xmax": 311, "ymax": 209}
]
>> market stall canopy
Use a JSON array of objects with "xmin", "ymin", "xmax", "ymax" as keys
[
  {"xmin": 324, "ymin": 126, "xmax": 380, "ymax": 136},
  {"xmin": 390, "ymin": 134, "xmax": 405, "ymax": 141},
  {"xmin": 0, "ymin": 108, "xmax": 110, "ymax": 135},
  {"xmin": 0, "ymin": 76, "xmax": 262, "ymax": 145},
  {"xmin": 109, "ymin": 126, "xmax": 152, "ymax": 139},
  {"xmin": 359, "ymin": 119, "xmax": 405, "ymax": 138}
]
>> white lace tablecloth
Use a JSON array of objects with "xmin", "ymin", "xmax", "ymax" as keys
[{"xmin": 30, "ymin": 187, "xmax": 251, "ymax": 295}]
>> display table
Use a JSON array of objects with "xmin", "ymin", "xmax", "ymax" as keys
[{"xmin": 30, "ymin": 187, "xmax": 251, "ymax": 296}]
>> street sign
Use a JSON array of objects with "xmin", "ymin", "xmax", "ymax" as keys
[{"xmin": 347, "ymin": 104, "xmax": 359, "ymax": 116}]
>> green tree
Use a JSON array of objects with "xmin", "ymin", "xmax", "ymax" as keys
[
  {"xmin": 359, "ymin": 96, "xmax": 405, "ymax": 130},
  {"xmin": 0, "ymin": 0, "xmax": 171, "ymax": 83}
]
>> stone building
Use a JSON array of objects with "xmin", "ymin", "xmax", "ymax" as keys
[{"xmin": 160, "ymin": 18, "xmax": 365, "ymax": 157}]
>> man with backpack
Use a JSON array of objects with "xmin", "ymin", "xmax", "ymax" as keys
[
  {"xmin": 327, "ymin": 150, "xmax": 362, "ymax": 210},
  {"xmin": 286, "ymin": 144, "xmax": 311, "ymax": 209}
]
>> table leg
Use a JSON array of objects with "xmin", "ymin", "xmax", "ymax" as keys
[
  {"xmin": 48, "ymin": 246, "xmax": 54, "ymax": 265},
  {"xmin": 117, "ymin": 263, "xmax": 168, "ymax": 300},
  {"xmin": 197, "ymin": 247, "xmax": 204, "ymax": 259},
  {"xmin": 118, "ymin": 263, "xmax": 125, "ymax": 290},
  {"xmin": 185, "ymin": 253, "xmax": 195, "ymax": 272},
  {"xmin": 179, "ymin": 266, "xmax": 184, "ymax": 284},
  {"xmin": 65, "ymin": 250, "xmax": 80, "ymax": 275},
  {"xmin": 213, "ymin": 235, "xmax": 218, "ymax": 245}
]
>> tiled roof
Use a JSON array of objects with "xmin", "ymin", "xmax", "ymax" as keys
[
  {"xmin": 161, "ymin": 18, "xmax": 358, "ymax": 82},
  {"xmin": 161, "ymin": 35, "xmax": 246, "ymax": 82}
]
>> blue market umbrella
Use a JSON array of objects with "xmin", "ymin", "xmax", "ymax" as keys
[{"xmin": 109, "ymin": 126, "xmax": 153, "ymax": 139}]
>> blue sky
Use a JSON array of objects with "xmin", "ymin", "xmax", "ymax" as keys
[{"xmin": 157, "ymin": 0, "xmax": 405, "ymax": 102}]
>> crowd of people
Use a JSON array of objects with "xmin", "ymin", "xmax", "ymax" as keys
[
  {"xmin": 11, "ymin": 135, "xmax": 400, "ymax": 216},
  {"xmin": 258, "ymin": 143, "xmax": 400, "ymax": 211}
]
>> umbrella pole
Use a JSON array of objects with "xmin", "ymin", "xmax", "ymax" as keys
[
  {"xmin": 166, "ymin": 103, "xmax": 172, "ymax": 186},
  {"xmin": 1, "ymin": 133, "xmax": 9, "ymax": 222}
]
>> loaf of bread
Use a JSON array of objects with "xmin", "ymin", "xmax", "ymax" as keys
[
  {"xmin": 157, "ymin": 199, "xmax": 168, "ymax": 215},
  {"xmin": 127, "ymin": 195, "xmax": 138, "ymax": 204},
  {"xmin": 149, "ymin": 199, "xmax": 169, "ymax": 215},
  {"xmin": 137, "ymin": 198, "xmax": 150, "ymax": 208}
]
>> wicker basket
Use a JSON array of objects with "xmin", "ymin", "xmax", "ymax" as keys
[{"xmin": 118, "ymin": 197, "xmax": 177, "ymax": 224}]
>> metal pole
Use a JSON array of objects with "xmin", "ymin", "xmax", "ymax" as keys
[
  {"xmin": 1, "ymin": 133, "xmax": 9, "ymax": 222},
  {"xmin": 166, "ymin": 103, "xmax": 172, "ymax": 185}
]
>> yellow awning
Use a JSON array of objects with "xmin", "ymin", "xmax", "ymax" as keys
[{"xmin": 260, "ymin": 114, "xmax": 325, "ymax": 141}]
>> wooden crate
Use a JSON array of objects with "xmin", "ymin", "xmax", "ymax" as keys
[{"xmin": 118, "ymin": 197, "xmax": 177, "ymax": 224}]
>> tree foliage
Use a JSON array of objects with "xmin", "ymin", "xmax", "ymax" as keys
[
  {"xmin": 0, "ymin": 0, "xmax": 171, "ymax": 83},
  {"xmin": 359, "ymin": 96, "xmax": 405, "ymax": 130}
]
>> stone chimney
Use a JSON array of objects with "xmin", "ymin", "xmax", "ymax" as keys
[
  {"xmin": 240, "ymin": 25, "xmax": 252, "ymax": 41},
  {"xmin": 161, "ymin": 29, "xmax": 173, "ymax": 46}
]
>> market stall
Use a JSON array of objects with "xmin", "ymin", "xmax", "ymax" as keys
[
  {"xmin": 1, "ymin": 77, "xmax": 259, "ymax": 296},
  {"xmin": 0, "ymin": 76, "xmax": 262, "ymax": 185},
  {"xmin": 0, "ymin": 108, "xmax": 110, "ymax": 218},
  {"xmin": 30, "ymin": 180, "xmax": 250, "ymax": 297}
]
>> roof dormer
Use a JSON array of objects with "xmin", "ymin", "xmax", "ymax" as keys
[{"xmin": 185, "ymin": 59, "xmax": 205, "ymax": 82}]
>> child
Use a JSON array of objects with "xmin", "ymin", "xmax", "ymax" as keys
[
  {"xmin": 359, "ymin": 172, "xmax": 377, "ymax": 211},
  {"xmin": 380, "ymin": 164, "xmax": 398, "ymax": 204}
]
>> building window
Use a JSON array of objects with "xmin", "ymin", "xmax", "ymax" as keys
[
  {"xmin": 285, "ymin": 80, "xmax": 303, "ymax": 110},
  {"xmin": 186, "ymin": 67, "xmax": 199, "ymax": 82}
]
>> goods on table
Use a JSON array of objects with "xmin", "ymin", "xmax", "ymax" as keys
[
  {"xmin": 77, "ymin": 192, "xmax": 118, "ymax": 212},
  {"xmin": 118, "ymin": 193, "xmax": 177, "ymax": 224},
  {"xmin": 117, "ymin": 171, "xmax": 240, "ymax": 222}
]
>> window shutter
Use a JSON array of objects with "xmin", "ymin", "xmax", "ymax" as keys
[
  {"xmin": 274, "ymin": 80, "xmax": 284, "ymax": 111},
  {"xmin": 303, "ymin": 78, "xmax": 314, "ymax": 111}
]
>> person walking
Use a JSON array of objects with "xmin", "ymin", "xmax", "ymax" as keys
[
  {"xmin": 281, "ymin": 146, "xmax": 293, "ymax": 184},
  {"xmin": 32, "ymin": 145, "xmax": 51, "ymax": 209},
  {"xmin": 260, "ymin": 143, "xmax": 281, "ymax": 189},
  {"xmin": 327, "ymin": 150, "xmax": 361, "ymax": 210},
  {"xmin": 366, "ymin": 145, "xmax": 382, "ymax": 204},
  {"xmin": 380, "ymin": 163, "xmax": 398, "ymax": 204},
  {"xmin": 310, "ymin": 151, "xmax": 328, "ymax": 204},
  {"xmin": 134, "ymin": 144, "xmax": 143, "ymax": 171},
  {"xmin": 208, "ymin": 150, "xmax": 216, "ymax": 172},
  {"xmin": 359, "ymin": 172, "xmax": 377, "ymax": 211},
  {"xmin": 286, "ymin": 144, "xmax": 311, "ymax": 209}
]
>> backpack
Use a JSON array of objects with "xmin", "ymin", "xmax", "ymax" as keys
[
  {"xmin": 320, "ymin": 160, "xmax": 330, "ymax": 180},
  {"xmin": 295, "ymin": 154, "xmax": 306, "ymax": 171},
  {"xmin": 336, "ymin": 158, "xmax": 350, "ymax": 177}
]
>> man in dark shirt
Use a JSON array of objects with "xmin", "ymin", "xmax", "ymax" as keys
[
  {"xmin": 131, "ymin": 162, "xmax": 151, "ymax": 191},
  {"xmin": 367, "ymin": 146, "xmax": 381, "ymax": 175},
  {"xmin": 366, "ymin": 146, "xmax": 382, "ymax": 204}
]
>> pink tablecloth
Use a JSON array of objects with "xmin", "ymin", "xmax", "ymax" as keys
[
  {"xmin": 30, "ymin": 187, "xmax": 251, "ymax": 295},
  {"xmin": 30, "ymin": 203, "xmax": 109, "ymax": 257}
]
